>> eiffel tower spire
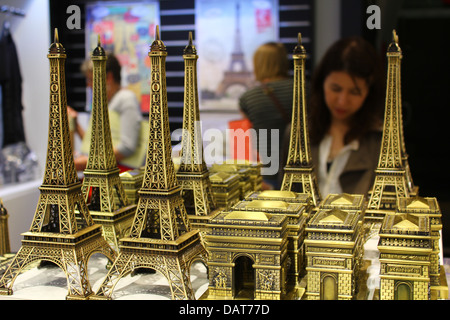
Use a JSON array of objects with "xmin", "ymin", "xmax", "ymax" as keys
[
  {"xmin": 132, "ymin": 25, "xmax": 190, "ymax": 240},
  {"xmin": 140, "ymin": 26, "xmax": 179, "ymax": 194},
  {"xmin": 81, "ymin": 36, "xmax": 136, "ymax": 250},
  {"xmin": 177, "ymin": 32, "xmax": 217, "ymax": 218},
  {"xmin": 43, "ymin": 28, "xmax": 79, "ymax": 189},
  {"xmin": 367, "ymin": 30, "xmax": 418, "ymax": 214},
  {"xmin": 92, "ymin": 26, "xmax": 206, "ymax": 300},
  {"xmin": 281, "ymin": 33, "xmax": 321, "ymax": 206},
  {"xmin": 85, "ymin": 36, "xmax": 117, "ymax": 173},
  {"xmin": 231, "ymin": 2, "xmax": 245, "ymax": 70},
  {"xmin": 0, "ymin": 29, "xmax": 116, "ymax": 300}
]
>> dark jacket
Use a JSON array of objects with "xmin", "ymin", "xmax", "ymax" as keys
[
  {"xmin": 0, "ymin": 28, "xmax": 25, "ymax": 147},
  {"xmin": 279, "ymin": 124, "xmax": 382, "ymax": 195}
]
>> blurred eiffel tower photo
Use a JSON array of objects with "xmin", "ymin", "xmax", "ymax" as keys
[
  {"xmin": 92, "ymin": 27, "xmax": 206, "ymax": 300},
  {"xmin": 0, "ymin": 29, "xmax": 116, "ymax": 300},
  {"xmin": 281, "ymin": 33, "xmax": 321, "ymax": 206},
  {"xmin": 366, "ymin": 30, "xmax": 419, "ymax": 223},
  {"xmin": 177, "ymin": 32, "xmax": 219, "ymax": 232},
  {"xmin": 81, "ymin": 37, "xmax": 137, "ymax": 251},
  {"xmin": 215, "ymin": 2, "xmax": 254, "ymax": 98}
]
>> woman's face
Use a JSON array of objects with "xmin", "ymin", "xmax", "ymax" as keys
[{"xmin": 323, "ymin": 71, "xmax": 369, "ymax": 123}]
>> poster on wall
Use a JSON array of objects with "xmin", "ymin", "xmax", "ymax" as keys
[
  {"xmin": 195, "ymin": 0, "xmax": 279, "ymax": 111},
  {"xmin": 85, "ymin": 1, "xmax": 160, "ymax": 113}
]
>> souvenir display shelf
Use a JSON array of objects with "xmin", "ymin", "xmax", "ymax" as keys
[{"xmin": 0, "ymin": 28, "xmax": 448, "ymax": 301}]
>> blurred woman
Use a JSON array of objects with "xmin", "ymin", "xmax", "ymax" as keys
[{"xmin": 239, "ymin": 42, "xmax": 293, "ymax": 189}]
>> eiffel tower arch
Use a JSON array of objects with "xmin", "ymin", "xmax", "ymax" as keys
[
  {"xmin": 92, "ymin": 27, "xmax": 206, "ymax": 300},
  {"xmin": 0, "ymin": 30, "xmax": 116, "ymax": 300},
  {"xmin": 215, "ymin": 69, "xmax": 254, "ymax": 98}
]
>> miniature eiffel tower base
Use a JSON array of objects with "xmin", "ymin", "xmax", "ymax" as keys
[
  {"xmin": 0, "ymin": 225, "xmax": 116, "ymax": 300},
  {"xmin": 177, "ymin": 173, "xmax": 216, "ymax": 216},
  {"xmin": 92, "ymin": 230, "xmax": 207, "ymax": 300},
  {"xmin": 364, "ymin": 171, "xmax": 418, "ymax": 224},
  {"xmin": 367, "ymin": 173, "xmax": 418, "ymax": 210},
  {"xmin": 89, "ymin": 204, "xmax": 137, "ymax": 252},
  {"xmin": 281, "ymin": 167, "xmax": 320, "ymax": 205},
  {"xmin": 0, "ymin": 253, "xmax": 15, "ymax": 277}
]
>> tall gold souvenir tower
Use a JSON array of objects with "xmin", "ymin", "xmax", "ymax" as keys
[
  {"xmin": 281, "ymin": 34, "xmax": 321, "ymax": 206},
  {"xmin": 93, "ymin": 27, "xmax": 206, "ymax": 300},
  {"xmin": 0, "ymin": 30, "xmax": 116, "ymax": 300},
  {"xmin": 81, "ymin": 38, "xmax": 136, "ymax": 251},
  {"xmin": 177, "ymin": 32, "xmax": 217, "ymax": 226},
  {"xmin": 367, "ymin": 31, "xmax": 418, "ymax": 218}
]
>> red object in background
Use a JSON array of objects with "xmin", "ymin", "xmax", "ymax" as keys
[
  {"xmin": 93, "ymin": 21, "xmax": 114, "ymax": 45},
  {"xmin": 117, "ymin": 164, "xmax": 133, "ymax": 173},
  {"xmin": 148, "ymin": 23, "xmax": 156, "ymax": 38},
  {"xmin": 124, "ymin": 10, "xmax": 139, "ymax": 23},
  {"xmin": 141, "ymin": 94, "xmax": 150, "ymax": 113},
  {"xmin": 228, "ymin": 119, "xmax": 258, "ymax": 162},
  {"xmin": 255, "ymin": 8, "xmax": 272, "ymax": 33}
]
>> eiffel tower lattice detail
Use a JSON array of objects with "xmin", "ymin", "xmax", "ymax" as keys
[
  {"xmin": 177, "ymin": 32, "xmax": 218, "ymax": 227},
  {"xmin": 0, "ymin": 30, "xmax": 116, "ymax": 300},
  {"xmin": 81, "ymin": 38, "xmax": 136, "ymax": 251},
  {"xmin": 281, "ymin": 34, "xmax": 321, "ymax": 206},
  {"xmin": 367, "ymin": 30, "xmax": 418, "ymax": 214},
  {"xmin": 92, "ymin": 27, "xmax": 206, "ymax": 300}
]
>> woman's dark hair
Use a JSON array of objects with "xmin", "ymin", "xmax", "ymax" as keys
[
  {"xmin": 309, "ymin": 36, "xmax": 385, "ymax": 145},
  {"xmin": 80, "ymin": 52, "xmax": 122, "ymax": 85},
  {"xmin": 106, "ymin": 53, "xmax": 122, "ymax": 84}
]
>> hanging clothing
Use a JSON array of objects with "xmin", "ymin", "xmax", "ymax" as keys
[{"xmin": 0, "ymin": 26, "xmax": 25, "ymax": 147}]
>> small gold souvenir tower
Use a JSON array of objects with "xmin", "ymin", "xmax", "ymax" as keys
[
  {"xmin": 92, "ymin": 27, "xmax": 206, "ymax": 300},
  {"xmin": 281, "ymin": 33, "xmax": 320, "ymax": 206},
  {"xmin": 0, "ymin": 199, "xmax": 10, "ymax": 256},
  {"xmin": 81, "ymin": 37, "xmax": 136, "ymax": 251},
  {"xmin": 176, "ymin": 32, "xmax": 218, "ymax": 231},
  {"xmin": 366, "ymin": 31, "xmax": 418, "ymax": 220},
  {"xmin": 0, "ymin": 30, "xmax": 116, "ymax": 300}
]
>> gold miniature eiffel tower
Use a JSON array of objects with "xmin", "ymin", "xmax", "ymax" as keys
[
  {"xmin": 367, "ymin": 30, "xmax": 418, "ymax": 213},
  {"xmin": 0, "ymin": 29, "xmax": 116, "ymax": 300},
  {"xmin": 92, "ymin": 27, "xmax": 206, "ymax": 300},
  {"xmin": 281, "ymin": 33, "xmax": 321, "ymax": 206},
  {"xmin": 177, "ymin": 32, "xmax": 217, "ymax": 222},
  {"xmin": 81, "ymin": 37, "xmax": 136, "ymax": 251},
  {"xmin": 0, "ymin": 199, "xmax": 10, "ymax": 256}
]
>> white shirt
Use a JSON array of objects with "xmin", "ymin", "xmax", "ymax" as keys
[
  {"xmin": 108, "ymin": 89, "xmax": 142, "ymax": 157},
  {"xmin": 318, "ymin": 134, "xmax": 359, "ymax": 197}
]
